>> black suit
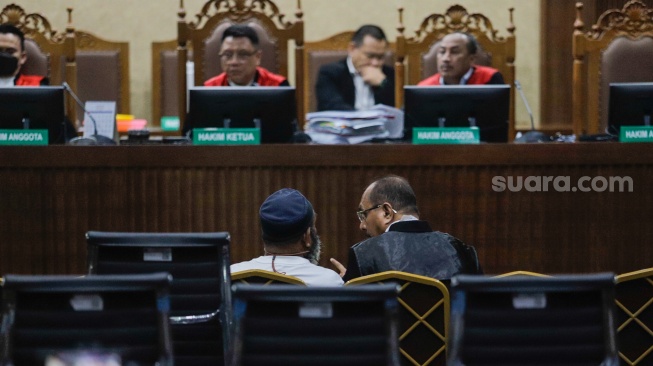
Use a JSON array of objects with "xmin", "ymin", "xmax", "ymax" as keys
[{"xmin": 315, "ymin": 58, "xmax": 395, "ymax": 111}]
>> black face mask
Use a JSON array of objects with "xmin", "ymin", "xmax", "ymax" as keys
[{"xmin": 0, "ymin": 53, "xmax": 19, "ymax": 78}]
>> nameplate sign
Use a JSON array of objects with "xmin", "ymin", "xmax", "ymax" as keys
[
  {"xmin": 193, "ymin": 128, "xmax": 260, "ymax": 145},
  {"xmin": 413, "ymin": 127, "xmax": 480, "ymax": 144},
  {"xmin": 0, "ymin": 129, "xmax": 48, "ymax": 146},
  {"xmin": 161, "ymin": 116, "xmax": 180, "ymax": 131},
  {"xmin": 620, "ymin": 126, "xmax": 653, "ymax": 143}
]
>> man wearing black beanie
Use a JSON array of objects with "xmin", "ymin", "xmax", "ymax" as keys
[{"xmin": 231, "ymin": 188, "xmax": 343, "ymax": 286}]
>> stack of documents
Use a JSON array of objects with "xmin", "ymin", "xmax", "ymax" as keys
[{"xmin": 305, "ymin": 104, "xmax": 404, "ymax": 144}]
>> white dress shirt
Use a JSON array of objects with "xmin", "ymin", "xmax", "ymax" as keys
[
  {"xmin": 440, "ymin": 67, "xmax": 475, "ymax": 85},
  {"xmin": 0, "ymin": 77, "xmax": 14, "ymax": 87},
  {"xmin": 347, "ymin": 56, "xmax": 375, "ymax": 110},
  {"xmin": 231, "ymin": 256, "xmax": 344, "ymax": 287},
  {"xmin": 386, "ymin": 215, "xmax": 419, "ymax": 232}
]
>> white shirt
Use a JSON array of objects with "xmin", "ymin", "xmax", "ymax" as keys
[
  {"xmin": 386, "ymin": 214, "xmax": 419, "ymax": 232},
  {"xmin": 0, "ymin": 77, "xmax": 14, "ymax": 87},
  {"xmin": 440, "ymin": 67, "xmax": 475, "ymax": 85},
  {"xmin": 347, "ymin": 56, "xmax": 375, "ymax": 110},
  {"xmin": 231, "ymin": 256, "xmax": 344, "ymax": 287}
]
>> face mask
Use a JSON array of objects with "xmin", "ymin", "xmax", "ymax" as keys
[{"xmin": 0, "ymin": 53, "xmax": 19, "ymax": 78}]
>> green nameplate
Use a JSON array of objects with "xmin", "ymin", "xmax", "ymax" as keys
[
  {"xmin": 620, "ymin": 126, "xmax": 653, "ymax": 143},
  {"xmin": 161, "ymin": 116, "xmax": 180, "ymax": 131},
  {"xmin": 193, "ymin": 128, "xmax": 260, "ymax": 145},
  {"xmin": 0, "ymin": 129, "xmax": 48, "ymax": 146},
  {"xmin": 413, "ymin": 127, "xmax": 480, "ymax": 144}
]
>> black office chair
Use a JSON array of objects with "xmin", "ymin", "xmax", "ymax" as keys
[
  {"xmin": 86, "ymin": 231, "xmax": 232, "ymax": 366},
  {"xmin": 0, "ymin": 272, "xmax": 173, "ymax": 366},
  {"xmin": 447, "ymin": 273, "xmax": 619, "ymax": 366},
  {"xmin": 230, "ymin": 283, "xmax": 401, "ymax": 366}
]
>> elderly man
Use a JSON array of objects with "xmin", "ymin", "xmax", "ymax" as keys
[
  {"xmin": 316, "ymin": 24, "xmax": 394, "ymax": 111},
  {"xmin": 204, "ymin": 24, "xmax": 288, "ymax": 87},
  {"xmin": 418, "ymin": 32, "xmax": 504, "ymax": 86},
  {"xmin": 0, "ymin": 23, "xmax": 47, "ymax": 86},
  {"xmin": 331, "ymin": 175, "xmax": 481, "ymax": 282},
  {"xmin": 231, "ymin": 188, "xmax": 343, "ymax": 286}
]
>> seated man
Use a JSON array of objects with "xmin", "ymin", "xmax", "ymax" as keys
[
  {"xmin": 0, "ymin": 23, "xmax": 77, "ymax": 143},
  {"xmin": 418, "ymin": 32, "xmax": 504, "ymax": 86},
  {"xmin": 231, "ymin": 188, "xmax": 344, "ymax": 287},
  {"xmin": 204, "ymin": 24, "xmax": 289, "ymax": 87},
  {"xmin": 331, "ymin": 175, "xmax": 482, "ymax": 282},
  {"xmin": 0, "ymin": 23, "xmax": 47, "ymax": 86},
  {"xmin": 316, "ymin": 24, "xmax": 394, "ymax": 111}
]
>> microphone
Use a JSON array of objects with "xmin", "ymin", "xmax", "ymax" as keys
[
  {"xmin": 514, "ymin": 80, "xmax": 549, "ymax": 143},
  {"xmin": 62, "ymin": 82, "xmax": 116, "ymax": 145}
]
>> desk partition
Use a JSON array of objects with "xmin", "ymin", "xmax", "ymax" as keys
[{"xmin": 0, "ymin": 143, "xmax": 651, "ymax": 275}]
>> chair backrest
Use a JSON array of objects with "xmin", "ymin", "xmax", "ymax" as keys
[
  {"xmin": 346, "ymin": 271, "xmax": 449, "ymax": 366},
  {"xmin": 86, "ymin": 231, "xmax": 232, "ymax": 366},
  {"xmin": 395, "ymin": 5, "xmax": 516, "ymax": 140},
  {"xmin": 232, "ymin": 269, "xmax": 306, "ymax": 286},
  {"xmin": 494, "ymin": 270, "xmax": 551, "ymax": 278},
  {"xmin": 0, "ymin": 273, "xmax": 173, "ymax": 366},
  {"xmin": 615, "ymin": 267, "xmax": 653, "ymax": 366},
  {"xmin": 448, "ymin": 273, "xmax": 619, "ymax": 366},
  {"xmin": 74, "ymin": 27, "xmax": 130, "ymax": 120},
  {"xmin": 302, "ymin": 31, "xmax": 395, "ymax": 114},
  {"xmin": 152, "ymin": 39, "xmax": 194, "ymax": 128},
  {"xmin": 230, "ymin": 283, "xmax": 401, "ymax": 366},
  {"xmin": 572, "ymin": 0, "xmax": 653, "ymax": 136},
  {"xmin": 177, "ymin": 0, "xmax": 305, "ymax": 131},
  {"xmin": 1, "ymin": 3, "xmax": 77, "ymax": 123}
]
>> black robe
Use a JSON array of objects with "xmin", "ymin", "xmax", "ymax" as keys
[{"xmin": 343, "ymin": 220, "xmax": 481, "ymax": 282}]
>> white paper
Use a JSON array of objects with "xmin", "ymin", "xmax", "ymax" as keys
[
  {"xmin": 83, "ymin": 101, "xmax": 116, "ymax": 140},
  {"xmin": 305, "ymin": 104, "xmax": 404, "ymax": 144}
]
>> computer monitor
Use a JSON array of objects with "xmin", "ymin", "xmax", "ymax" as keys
[
  {"xmin": 187, "ymin": 86, "xmax": 297, "ymax": 143},
  {"xmin": 0, "ymin": 86, "xmax": 67, "ymax": 144},
  {"xmin": 608, "ymin": 82, "xmax": 653, "ymax": 134},
  {"xmin": 404, "ymin": 85, "xmax": 510, "ymax": 143}
]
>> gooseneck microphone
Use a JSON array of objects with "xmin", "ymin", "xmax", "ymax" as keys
[
  {"xmin": 514, "ymin": 80, "xmax": 549, "ymax": 143},
  {"xmin": 515, "ymin": 80, "xmax": 535, "ymax": 131},
  {"xmin": 62, "ymin": 82, "xmax": 116, "ymax": 145}
]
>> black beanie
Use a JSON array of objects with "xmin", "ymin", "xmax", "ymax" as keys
[{"xmin": 260, "ymin": 188, "xmax": 314, "ymax": 243}]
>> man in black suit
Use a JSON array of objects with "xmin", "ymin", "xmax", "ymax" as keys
[{"xmin": 315, "ymin": 25, "xmax": 394, "ymax": 111}]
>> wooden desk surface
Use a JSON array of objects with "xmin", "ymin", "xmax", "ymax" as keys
[{"xmin": 1, "ymin": 143, "xmax": 651, "ymax": 276}]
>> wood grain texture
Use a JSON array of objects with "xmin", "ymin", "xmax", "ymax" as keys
[{"xmin": 0, "ymin": 144, "xmax": 651, "ymax": 277}]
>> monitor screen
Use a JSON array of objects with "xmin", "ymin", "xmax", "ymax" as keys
[
  {"xmin": 187, "ymin": 86, "xmax": 297, "ymax": 143},
  {"xmin": 0, "ymin": 86, "xmax": 66, "ymax": 144},
  {"xmin": 404, "ymin": 85, "xmax": 510, "ymax": 143},
  {"xmin": 608, "ymin": 82, "xmax": 653, "ymax": 134}
]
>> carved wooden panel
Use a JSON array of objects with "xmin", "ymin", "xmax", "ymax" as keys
[{"xmin": 540, "ymin": 0, "xmax": 653, "ymax": 131}]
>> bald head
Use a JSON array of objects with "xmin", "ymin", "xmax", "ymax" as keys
[{"xmin": 437, "ymin": 32, "xmax": 478, "ymax": 85}]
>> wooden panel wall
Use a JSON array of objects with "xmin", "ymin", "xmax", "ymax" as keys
[{"xmin": 0, "ymin": 144, "xmax": 651, "ymax": 277}]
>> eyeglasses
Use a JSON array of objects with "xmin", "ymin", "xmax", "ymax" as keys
[
  {"xmin": 219, "ymin": 50, "xmax": 257, "ymax": 61},
  {"xmin": 356, "ymin": 204, "xmax": 383, "ymax": 222}
]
